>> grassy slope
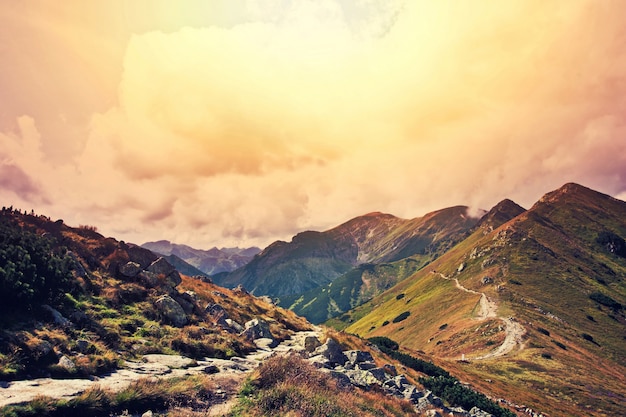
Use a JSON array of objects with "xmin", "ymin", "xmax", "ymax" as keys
[{"xmin": 343, "ymin": 184, "xmax": 626, "ymax": 417}]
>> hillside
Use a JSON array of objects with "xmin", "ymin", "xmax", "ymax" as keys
[
  {"xmin": 142, "ymin": 240, "xmax": 260, "ymax": 275},
  {"xmin": 0, "ymin": 207, "xmax": 520, "ymax": 417},
  {"xmin": 218, "ymin": 206, "xmax": 479, "ymax": 298},
  {"xmin": 0, "ymin": 208, "xmax": 309, "ymax": 382},
  {"xmin": 341, "ymin": 183, "xmax": 626, "ymax": 417},
  {"xmin": 283, "ymin": 200, "xmax": 528, "ymax": 324}
]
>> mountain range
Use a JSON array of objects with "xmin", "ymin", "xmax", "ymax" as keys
[
  {"xmin": 141, "ymin": 240, "xmax": 260, "ymax": 275},
  {"xmin": 216, "ymin": 206, "xmax": 479, "ymax": 299},
  {"xmin": 335, "ymin": 183, "xmax": 626, "ymax": 416}
]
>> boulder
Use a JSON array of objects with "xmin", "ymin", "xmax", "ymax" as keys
[
  {"xmin": 128, "ymin": 245, "xmax": 158, "ymax": 269},
  {"xmin": 345, "ymin": 350, "xmax": 374, "ymax": 365},
  {"xmin": 307, "ymin": 354, "xmax": 331, "ymax": 369},
  {"xmin": 304, "ymin": 336, "xmax": 322, "ymax": 353},
  {"xmin": 147, "ymin": 257, "xmax": 175, "ymax": 276},
  {"xmin": 119, "ymin": 261, "xmax": 142, "ymax": 278},
  {"xmin": 469, "ymin": 407, "xmax": 494, "ymax": 417},
  {"xmin": 41, "ymin": 305, "xmax": 71, "ymax": 328},
  {"xmin": 367, "ymin": 367, "xmax": 388, "ymax": 382},
  {"xmin": 241, "ymin": 318, "xmax": 275, "ymax": 344},
  {"xmin": 382, "ymin": 363, "xmax": 397, "ymax": 377},
  {"xmin": 165, "ymin": 271, "xmax": 182, "ymax": 288},
  {"xmin": 225, "ymin": 319, "xmax": 244, "ymax": 333},
  {"xmin": 76, "ymin": 339, "xmax": 91, "ymax": 354},
  {"xmin": 345, "ymin": 369, "xmax": 381, "ymax": 388},
  {"xmin": 326, "ymin": 369, "xmax": 352, "ymax": 388},
  {"xmin": 173, "ymin": 294, "xmax": 196, "ymax": 314},
  {"xmin": 138, "ymin": 271, "xmax": 159, "ymax": 288},
  {"xmin": 57, "ymin": 355, "xmax": 76, "ymax": 373},
  {"xmin": 314, "ymin": 338, "xmax": 347, "ymax": 366},
  {"xmin": 155, "ymin": 295, "xmax": 188, "ymax": 327}
]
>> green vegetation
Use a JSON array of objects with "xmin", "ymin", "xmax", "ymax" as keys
[
  {"xmin": 0, "ymin": 211, "xmax": 74, "ymax": 311},
  {"xmin": 391, "ymin": 311, "xmax": 410, "ymax": 323},
  {"xmin": 589, "ymin": 291, "xmax": 622, "ymax": 310},
  {"xmin": 419, "ymin": 376, "xmax": 515, "ymax": 417}
]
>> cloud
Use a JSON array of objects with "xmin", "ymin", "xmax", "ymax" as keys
[{"xmin": 2, "ymin": 1, "xmax": 626, "ymax": 249}]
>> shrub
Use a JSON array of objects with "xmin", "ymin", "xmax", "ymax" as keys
[
  {"xmin": 368, "ymin": 336, "xmax": 399, "ymax": 351},
  {"xmin": 419, "ymin": 376, "xmax": 515, "ymax": 417},
  {"xmin": 540, "ymin": 352, "xmax": 552, "ymax": 360},
  {"xmin": 536, "ymin": 327, "xmax": 550, "ymax": 336},
  {"xmin": 589, "ymin": 292, "xmax": 622, "ymax": 310},
  {"xmin": 392, "ymin": 311, "xmax": 410, "ymax": 323},
  {"xmin": 396, "ymin": 293, "xmax": 405, "ymax": 300},
  {"xmin": 596, "ymin": 231, "xmax": 626, "ymax": 257},
  {"xmin": 0, "ymin": 215, "xmax": 75, "ymax": 311},
  {"xmin": 552, "ymin": 340, "xmax": 567, "ymax": 350}
]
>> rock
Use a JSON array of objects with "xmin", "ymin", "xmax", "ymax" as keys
[
  {"xmin": 356, "ymin": 362, "xmax": 377, "ymax": 371},
  {"xmin": 345, "ymin": 369, "xmax": 383, "ymax": 388},
  {"xmin": 76, "ymin": 339, "xmax": 90, "ymax": 353},
  {"xmin": 205, "ymin": 303, "xmax": 227, "ymax": 317},
  {"xmin": 326, "ymin": 369, "xmax": 352, "ymax": 388},
  {"xmin": 41, "ymin": 305, "xmax": 71, "ymax": 328},
  {"xmin": 138, "ymin": 271, "xmax": 159, "ymax": 288},
  {"xmin": 58, "ymin": 355, "xmax": 76, "ymax": 373},
  {"xmin": 482, "ymin": 276, "xmax": 493, "ymax": 285},
  {"xmin": 458, "ymin": 263, "xmax": 465, "ymax": 272},
  {"xmin": 367, "ymin": 367, "xmax": 388, "ymax": 382},
  {"xmin": 345, "ymin": 350, "xmax": 374, "ymax": 365},
  {"xmin": 225, "ymin": 319, "xmax": 244, "ymax": 333},
  {"xmin": 28, "ymin": 339, "xmax": 55, "ymax": 361},
  {"xmin": 119, "ymin": 261, "xmax": 142, "ymax": 278},
  {"xmin": 142, "ymin": 354, "xmax": 195, "ymax": 369},
  {"xmin": 402, "ymin": 385, "xmax": 424, "ymax": 402},
  {"xmin": 147, "ymin": 257, "xmax": 175, "ymax": 276},
  {"xmin": 425, "ymin": 411, "xmax": 442, "ymax": 417},
  {"xmin": 154, "ymin": 295, "xmax": 188, "ymax": 327},
  {"xmin": 313, "ymin": 338, "xmax": 347, "ymax": 366},
  {"xmin": 258, "ymin": 295, "xmax": 274, "ymax": 305},
  {"xmin": 128, "ymin": 245, "xmax": 158, "ymax": 269},
  {"xmin": 141, "ymin": 411, "xmax": 153, "ymax": 417},
  {"xmin": 67, "ymin": 252, "xmax": 88, "ymax": 278},
  {"xmin": 469, "ymin": 407, "xmax": 494, "ymax": 417},
  {"xmin": 241, "ymin": 318, "xmax": 274, "ymax": 342},
  {"xmin": 304, "ymin": 336, "xmax": 322, "ymax": 353},
  {"xmin": 307, "ymin": 354, "xmax": 331, "ymax": 369},
  {"xmin": 173, "ymin": 294, "xmax": 195, "ymax": 314},
  {"xmin": 165, "ymin": 270, "xmax": 182, "ymax": 288},
  {"xmin": 202, "ymin": 364, "xmax": 220, "ymax": 374},
  {"xmin": 234, "ymin": 284, "xmax": 248, "ymax": 294}
]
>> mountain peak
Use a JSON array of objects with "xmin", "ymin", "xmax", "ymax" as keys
[{"xmin": 475, "ymin": 198, "xmax": 525, "ymax": 232}]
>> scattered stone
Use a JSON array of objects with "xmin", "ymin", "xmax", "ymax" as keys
[
  {"xmin": 141, "ymin": 411, "xmax": 153, "ymax": 417},
  {"xmin": 458, "ymin": 263, "xmax": 465, "ymax": 272},
  {"xmin": 425, "ymin": 410, "xmax": 442, "ymax": 417},
  {"xmin": 382, "ymin": 363, "xmax": 397, "ymax": 376},
  {"xmin": 119, "ymin": 261, "xmax": 142, "ymax": 278},
  {"xmin": 234, "ymin": 284, "xmax": 248, "ymax": 294},
  {"xmin": 225, "ymin": 319, "xmax": 244, "ymax": 333},
  {"xmin": 345, "ymin": 369, "xmax": 381, "ymax": 388},
  {"xmin": 154, "ymin": 295, "xmax": 188, "ymax": 327},
  {"xmin": 41, "ymin": 305, "xmax": 72, "ymax": 328},
  {"xmin": 241, "ymin": 318, "xmax": 275, "ymax": 343},
  {"xmin": 57, "ymin": 355, "xmax": 76, "ymax": 373},
  {"xmin": 482, "ymin": 276, "xmax": 493, "ymax": 285},
  {"xmin": 202, "ymin": 364, "xmax": 220, "ymax": 374},
  {"xmin": 146, "ymin": 257, "xmax": 175, "ymax": 276},
  {"xmin": 76, "ymin": 339, "xmax": 90, "ymax": 354},
  {"xmin": 314, "ymin": 338, "xmax": 347, "ymax": 366},
  {"xmin": 304, "ymin": 336, "xmax": 322, "ymax": 353},
  {"xmin": 138, "ymin": 271, "xmax": 159, "ymax": 288},
  {"xmin": 128, "ymin": 245, "xmax": 158, "ymax": 269},
  {"xmin": 345, "ymin": 350, "xmax": 374, "ymax": 365}
]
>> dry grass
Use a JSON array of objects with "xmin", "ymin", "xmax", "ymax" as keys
[{"xmin": 230, "ymin": 353, "xmax": 420, "ymax": 417}]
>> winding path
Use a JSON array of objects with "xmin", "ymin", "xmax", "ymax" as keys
[
  {"xmin": 437, "ymin": 273, "xmax": 525, "ymax": 359},
  {"xmin": 0, "ymin": 328, "xmax": 323, "ymax": 408}
]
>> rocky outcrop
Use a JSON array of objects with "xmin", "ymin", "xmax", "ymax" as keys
[
  {"xmin": 240, "ymin": 318, "xmax": 276, "ymax": 347},
  {"xmin": 154, "ymin": 295, "xmax": 188, "ymax": 327},
  {"xmin": 119, "ymin": 261, "xmax": 142, "ymax": 278}
]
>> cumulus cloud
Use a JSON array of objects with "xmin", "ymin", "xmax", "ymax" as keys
[{"xmin": 2, "ymin": 0, "xmax": 626, "ymax": 248}]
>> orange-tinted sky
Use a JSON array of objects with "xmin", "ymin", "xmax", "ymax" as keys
[{"xmin": 1, "ymin": 0, "xmax": 626, "ymax": 249}]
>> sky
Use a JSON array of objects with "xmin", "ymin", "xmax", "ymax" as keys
[{"xmin": 1, "ymin": 0, "xmax": 626, "ymax": 249}]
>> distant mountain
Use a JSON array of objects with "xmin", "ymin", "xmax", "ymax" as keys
[
  {"xmin": 339, "ymin": 183, "xmax": 626, "ymax": 417},
  {"xmin": 141, "ymin": 240, "xmax": 260, "ymax": 275},
  {"xmin": 284, "ymin": 200, "xmax": 527, "ymax": 324},
  {"xmin": 218, "ymin": 206, "xmax": 480, "ymax": 297}
]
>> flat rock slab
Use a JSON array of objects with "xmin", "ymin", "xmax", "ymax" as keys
[{"xmin": 142, "ymin": 354, "xmax": 196, "ymax": 369}]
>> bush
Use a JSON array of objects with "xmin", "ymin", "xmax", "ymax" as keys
[
  {"xmin": 596, "ymin": 231, "xmax": 626, "ymax": 257},
  {"xmin": 368, "ymin": 336, "xmax": 399, "ymax": 351},
  {"xmin": 536, "ymin": 327, "xmax": 550, "ymax": 336},
  {"xmin": 419, "ymin": 376, "xmax": 515, "ymax": 417},
  {"xmin": 396, "ymin": 293, "xmax": 405, "ymax": 300},
  {"xmin": 0, "ymin": 215, "xmax": 75, "ymax": 311},
  {"xmin": 392, "ymin": 311, "xmax": 410, "ymax": 323},
  {"xmin": 589, "ymin": 292, "xmax": 622, "ymax": 310}
]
